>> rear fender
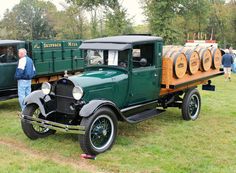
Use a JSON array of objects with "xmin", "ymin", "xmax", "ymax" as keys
[
  {"xmin": 79, "ymin": 100, "xmax": 125, "ymax": 121},
  {"xmin": 24, "ymin": 90, "xmax": 52, "ymax": 117}
]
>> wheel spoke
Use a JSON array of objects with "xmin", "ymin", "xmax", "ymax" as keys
[
  {"xmin": 31, "ymin": 108, "xmax": 49, "ymax": 134},
  {"xmin": 188, "ymin": 95, "xmax": 199, "ymax": 117},
  {"xmin": 90, "ymin": 116, "xmax": 113, "ymax": 149}
]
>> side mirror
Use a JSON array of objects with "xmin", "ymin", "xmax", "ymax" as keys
[{"xmin": 139, "ymin": 58, "xmax": 147, "ymax": 66}]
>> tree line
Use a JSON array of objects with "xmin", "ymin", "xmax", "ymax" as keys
[{"xmin": 0, "ymin": 0, "xmax": 235, "ymax": 48}]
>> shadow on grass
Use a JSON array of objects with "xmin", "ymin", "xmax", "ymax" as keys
[
  {"xmin": 24, "ymin": 108, "xmax": 185, "ymax": 150},
  {"xmin": 63, "ymin": 108, "xmax": 182, "ymax": 139},
  {"xmin": 0, "ymin": 99, "xmax": 19, "ymax": 112},
  {"xmin": 50, "ymin": 133, "xmax": 78, "ymax": 142},
  {"xmin": 0, "ymin": 100, "xmax": 185, "ymax": 152},
  {"xmin": 116, "ymin": 108, "xmax": 184, "ymax": 144}
]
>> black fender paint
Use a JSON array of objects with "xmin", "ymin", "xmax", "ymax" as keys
[
  {"xmin": 24, "ymin": 90, "xmax": 53, "ymax": 117},
  {"xmin": 79, "ymin": 100, "xmax": 125, "ymax": 121}
]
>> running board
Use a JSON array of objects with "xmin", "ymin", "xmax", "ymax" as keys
[
  {"xmin": 0, "ymin": 94, "xmax": 18, "ymax": 101},
  {"xmin": 0, "ymin": 89, "xmax": 18, "ymax": 101},
  {"xmin": 126, "ymin": 109, "xmax": 166, "ymax": 123}
]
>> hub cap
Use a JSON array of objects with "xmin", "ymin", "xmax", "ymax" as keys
[
  {"xmin": 32, "ymin": 108, "xmax": 50, "ymax": 133},
  {"xmin": 188, "ymin": 94, "xmax": 200, "ymax": 119},
  {"xmin": 89, "ymin": 115, "xmax": 114, "ymax": 150}
]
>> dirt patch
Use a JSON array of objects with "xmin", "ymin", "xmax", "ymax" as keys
[{"xmin": 0, "ymin": 138, "xmax": 106, "ymax": 173}]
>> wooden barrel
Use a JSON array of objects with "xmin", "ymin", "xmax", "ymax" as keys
[
  {"xmin": 209, "ymin": 47, "xmax": 222, "ymax": 69},
  {"xmin": 178, "ymin": 47, "xmax": 200, "ymax": 75},
  {"xmin": 163, "ymin": 50, "xmax": 188, "ymax": 79},
  {"xmin": 194, "ymin": 47, "xmax": 212, "ymax": 71},
  {"xmin": 163, "ymin": 46, "xmax": 181, "ymax": 56}
]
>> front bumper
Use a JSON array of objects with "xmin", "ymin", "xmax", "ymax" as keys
[{"xmin": 21, "ymin": 114, "xmax": 85, "ymax": 135}]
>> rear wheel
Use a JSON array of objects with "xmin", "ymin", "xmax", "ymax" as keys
[
  {"xmin": 21, "ymin": 104, "xmax": 56, "ymax": 140},
  {"xmin": 182, "ymin": 88, "xmax": 201, "ymax": 121},
  {"xmin": 79, "ymin": 107, "xmax": 117, "ymax": 155}
]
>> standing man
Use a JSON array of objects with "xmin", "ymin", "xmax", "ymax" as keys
[
  {"xmin": 15, "ymin": 48, "xmax": 36, "ymax": 111},
  {"xmin": 222, "ymin": 49, "xmax": 234, "ymax": 81}
]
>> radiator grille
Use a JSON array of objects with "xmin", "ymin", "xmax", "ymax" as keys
[{"xmin": 55, "ymin": 81, "xmax": 75, "ymax": 115}]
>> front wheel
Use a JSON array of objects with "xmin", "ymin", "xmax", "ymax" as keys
[
  {"xmin": 182, "ymin": 88, "xmax": 201, "ymax": 121},
  {"xmin": 21, "ymin": 104, "xmax": 56, "ymax": 140},
  {"xmin": 79, "ymin": 107, "xmax": 118, "ymax": 155}
]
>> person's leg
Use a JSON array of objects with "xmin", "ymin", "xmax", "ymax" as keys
[
  {"xmin": 22, "ymin": 80, "xmax": 32, "ymax": 110},
  {"xmin": 18, "ymin": 80, "xmax": 26, "ymax": 111},
  {"xmin": 25, "ymin": 80, "xmax": 31, "ymax": 96},
  {"xmin": 224, "ymin": 68, "xmax": 228, "ymax": 81},
  {"xmin": 228, "ymin": 68, "xmax": 232, "ymax": 81}
]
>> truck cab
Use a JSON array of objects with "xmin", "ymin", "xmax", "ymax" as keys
[
  {"xmin": 0, "ymin": 40, "xmax": 25, "ymax": 100},
  {"xmin": 79, "ymin": 36, "xmax": 163, "ymax": 107}
]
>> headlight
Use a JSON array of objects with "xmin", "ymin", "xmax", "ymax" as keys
[
  {"xmin": 72, "ymin": 86, "xmax": 83, "ymax": 100},
  {"xmin": 41, "ymin": 82, "xmax": 51, "ymax": 95}
]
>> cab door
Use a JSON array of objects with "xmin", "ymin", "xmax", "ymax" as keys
[
  {"xmin": 128, "ymin": 42, "xmax": 162, "ymax": 105},
  {"xmin": 0, "ymin": 44, "xmax": 23, "ymax": 90}
]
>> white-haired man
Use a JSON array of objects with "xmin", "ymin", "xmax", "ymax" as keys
[{"xmin": 15, "ymin": 48, "xmax": 36, "ymax": 111}]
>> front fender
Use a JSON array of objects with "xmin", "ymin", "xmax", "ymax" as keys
[
  {"xmin": 24, "ymin": 90, "xmax": 53, "ymax": 117},
  {"xmin": 79, "ymin": 100, "xmax": 125, "ymax": 121}
]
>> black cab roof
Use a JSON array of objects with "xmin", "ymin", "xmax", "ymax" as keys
[
  {"xmin": 83, "ymin": 35, "xmax": 162, "ymax": 44},
  {"xmin": 0, "ymin": 40, "xmax": 25, "ymax": 46},
  {"xmin": 80, "ymin": 35, "xmax": 162, "ymax": 51}
]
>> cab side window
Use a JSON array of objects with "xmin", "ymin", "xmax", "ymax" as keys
[
  {"xmin": 0, "ymin": 46, "xmax": 17, "ymax": 63},
  {"xmin": 132, "ymin": 43, "xmax": 154, "ymax": 68},
  {"xmin": 118, "ymin": 50, "xmax": 129, "ymax": 68}
]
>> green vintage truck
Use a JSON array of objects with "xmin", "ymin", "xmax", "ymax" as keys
[
  {"xmin": 21, "ymin": 35, "xmax": 222, "ymax": 155},
  {"xmin": 0, "ymin": 40, "xmax": 83, "ymax": 101}
]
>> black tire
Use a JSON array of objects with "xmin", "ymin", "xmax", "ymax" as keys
[
  {"xmin": 21, "ymin": 104, "xmax": 56, "ymax": 140},
  {"xmin": 182, "ymin": 88, "xmax": 201, "ymax": 121},
  {"xmin": 79, "ymin": 107, "xmax": 118, "ymax": 155}
]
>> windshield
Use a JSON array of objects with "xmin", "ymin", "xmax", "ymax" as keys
[{"xmin": 85, "ymin": 49, "xmax": 128, "ymax": 68}]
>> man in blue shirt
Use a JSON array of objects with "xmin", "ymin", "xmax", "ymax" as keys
[
  {"xmin": 15, "ymin": 48, "xmax": 36, "ymax": 111},
  {"xmin": 222, "ymin": 49, "xmax": 234, "ymax": 81}
]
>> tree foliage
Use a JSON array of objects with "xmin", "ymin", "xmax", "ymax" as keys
[
  {"xmin": 144, "ymin": 0, "xmax": 182, "ymax": 44},
  {"xmin": 209, "ymin": 0, "xmax": 236, "ymax": 47},
  {"xmin": 66, "ymin": 0, "xmax": 133, "ymax": 38},
  {"xmin": 104, "ymin": 4, "xmax": 133, "ymax": 36},
  {"xmin": 66, "ymin": 0, "xmax": 119, "ymax": 10},
  {"xmin": 0, "ymin": 0, "xmax": 56, "ymax": 40},
  {"xmin": 0, "ymin": 0, "xmax": 234, "ymax": 48},
  {"xmin": 50, "ymin": 4, "xmax": 88, "ymax": 39},
  {"xmin": 143, "ymin": 0, "xmax": 236, "ymax": 47}
]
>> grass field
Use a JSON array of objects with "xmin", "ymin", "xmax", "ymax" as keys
[{"xmin": 0, "ymin": 75, "xmax": 236, "ymax": 173}]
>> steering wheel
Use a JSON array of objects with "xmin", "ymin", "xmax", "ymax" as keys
[
  {"xmin": 0, "ymin": 54, "xmax": 6, "ymax": 58},
  {"xmin": 119, "ymin": 61, "xmax": 127, "ymax": 68}
]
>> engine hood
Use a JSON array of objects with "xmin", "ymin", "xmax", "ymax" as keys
[
  {"xmin": 56, "ymin": 67, "xmax": 129, "ymax": 108},
  {"xmin": 68, "ymin": 67, "xmax": 128, "ymax": 88}
]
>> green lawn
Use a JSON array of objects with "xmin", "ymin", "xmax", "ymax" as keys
[{"xmin": 0, "ymin": 75, "xmax": 236, "ymax": 173}]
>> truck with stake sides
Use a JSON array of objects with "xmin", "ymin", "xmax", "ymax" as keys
[{"xmin": 20, "ymin": 35, "xmax": 223, "ymax": 155}]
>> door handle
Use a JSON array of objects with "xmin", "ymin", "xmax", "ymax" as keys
[{"xmin": 154, "ymin": 73, "xmax": 158, "ymax": 77}]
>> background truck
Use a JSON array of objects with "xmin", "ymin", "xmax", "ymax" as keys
[
  {"xmin": 20, "ymin": 35, "xmax": 223, "ymax": 155},
  {"xmin": 0, "ymin": 40, "xmax": 84, "ymax": 101}
]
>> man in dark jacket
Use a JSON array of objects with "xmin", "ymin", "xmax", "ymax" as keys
[
  {"xmin": 15, "ymin": 48, "xmax": 36, "ymax": 111},
  {"xmin": 222, "ymin": 49, "xmax": 234, "ymax": 81}
]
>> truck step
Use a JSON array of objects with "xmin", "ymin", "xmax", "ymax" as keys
[{"xmin": 126, "ymin": 109, "xmax": 165, "ymax": 123}]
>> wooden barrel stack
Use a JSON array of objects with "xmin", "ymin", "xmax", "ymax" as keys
[{"xmin": 162, "ymin": 45, "xmax": 222, "ymax": 89}]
